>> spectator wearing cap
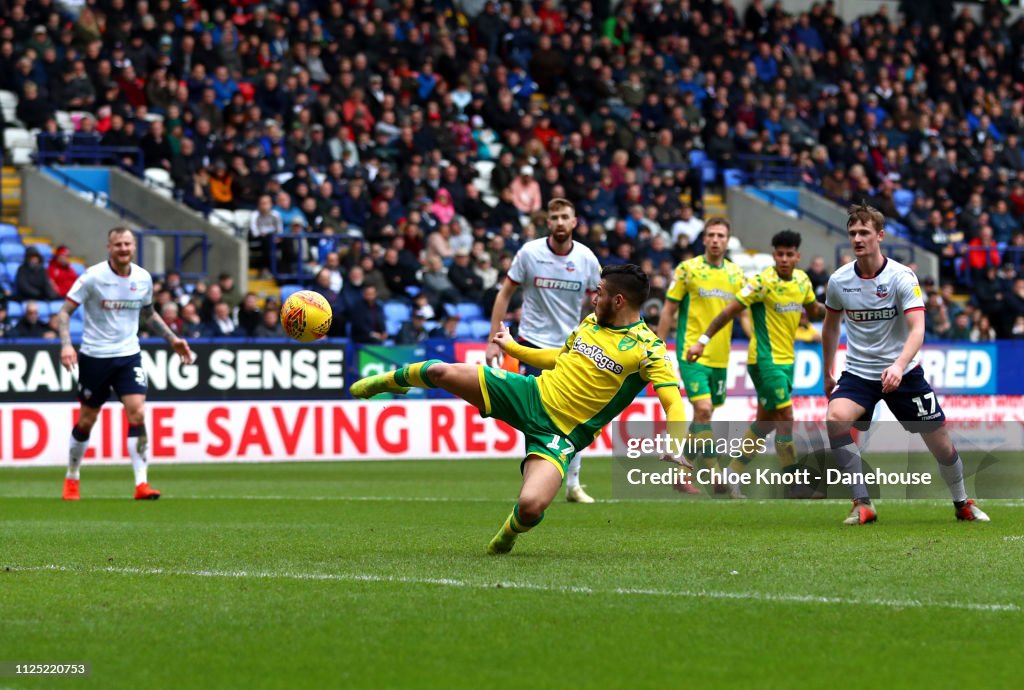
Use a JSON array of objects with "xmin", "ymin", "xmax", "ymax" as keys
[
  {"xmin": 15, "ymin": 246, "xmax": 59, "ymax": 301},
  {"xmin": 396, "ymin": 306, "xmax": 432, "ymax": 345},
  {"xmin": 47, "ymin": 246, "xmax": 77, "ymax": 297}
]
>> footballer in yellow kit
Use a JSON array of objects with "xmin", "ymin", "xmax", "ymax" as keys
[
  {"xmin": 658, "ymin": 219, "xmax": 746, "ymax": 408},
  {"xmin": 350, "ymin": 265, "xmax": 687, "ymax": 554}
]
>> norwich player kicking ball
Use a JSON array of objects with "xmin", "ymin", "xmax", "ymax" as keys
[
  {"xmin": 351, "ymin": 265, "xmax": 687, "ymax": 554},
  {"xmin": 686, "ymin": 230, "xmax": 823, "ymax": 497}
]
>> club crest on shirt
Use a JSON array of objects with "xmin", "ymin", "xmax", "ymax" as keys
[
  {"xmin": 617, "ymin": 335, "xmax": 638, "ymax": 351},
  {"xmin": 875, "ymin": 283, "xmax": 890, "ymax": 298},
  {"xmin": 565, "ymin": 260, "xmax": 576, "ymax": 272}
]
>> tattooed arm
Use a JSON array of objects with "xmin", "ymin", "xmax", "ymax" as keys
[{"xmin": 141, "ymin": 304, "xmax": 194, "ymax": 364}]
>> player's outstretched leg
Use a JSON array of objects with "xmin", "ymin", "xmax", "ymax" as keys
[
  {"xmin": 921, "ymin": 427, "xmax": 990, "ymax": 522},
  {"xmin": 488, "ymin": 456, "xmax": 562, "ymax": 554},
  {"xmin": 564, "ymin": 454, "xmax": 594, "ymax": 503}
]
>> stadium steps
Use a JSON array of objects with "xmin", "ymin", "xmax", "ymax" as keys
[
  {"xmin": 247, "ymin": 268, "xmax": 281, "ymax": 305},
  {"xmin": 703, "ymin": 191, "xmax": 727, "ymax": 218}
]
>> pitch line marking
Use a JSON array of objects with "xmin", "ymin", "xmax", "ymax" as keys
[{"xmin": 6, "ymin": 564, "xmax": 1019, "ymax": 614}]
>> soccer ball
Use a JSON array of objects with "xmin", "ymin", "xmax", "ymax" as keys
[{"xmin": 280, "ymin": 290, "xmax": 333, "ymax": 342}]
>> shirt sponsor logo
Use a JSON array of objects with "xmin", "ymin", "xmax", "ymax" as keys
[
  {"xmin": 535, "ymin": 277, "xmax": 582, "ymax": 291},
  {"xmin": 842, "ymin": 287, "xmax": 861, "ymax": 293},
  {"xmin": 846, "ymin": 308, "xmax": 897, "ymax": 322},
  {"xmin": 572, "ymin": 337, "xmax": 624, "ymax": 374},
  {"xmin": 697, "ymin": 287, "xmax": 733, "ymax": 299},
  {"xmin": 773, "ymin": 302, "xmax": 803, "ymax": 313},
  {"xmin": 100, "ymin": 299, "xmax": 144, "ymax": 310}
]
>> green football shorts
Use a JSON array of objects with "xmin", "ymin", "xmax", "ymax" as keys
[
  {"xmin": 747, "ymin": 363, "xmax": 794, "ymax": 411},
  {"xmin": 478, "ymin": 366, "xmax": 574, "ymax": 477},
  {"xmin": 678, "ymin": 360, "xmax": 728, "ymax": 407}
]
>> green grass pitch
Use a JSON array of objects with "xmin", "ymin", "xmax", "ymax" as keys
[{"xmin": 2, "ymin": 458, "xmax": 1023, "ymax": 689}]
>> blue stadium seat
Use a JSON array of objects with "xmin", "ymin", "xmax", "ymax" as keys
[
  {"xmin": 6, "ymin": 261, "xmax": 20, "ymax": 278},
  {"xmin": 456, "ymin": 303, "xmax": 484, "ymax": 320},
  {"xmin": 470, "ymin": 319, "xmax": 492, "ymax": 339},
  {"xmin": 1, "ymin": 242, "xmax": 25, "ymax": 262},
  {"xmin": 48, "ymin": 299, "xmax": 65, "ymax": 314},
  {"xmin": 454, "ymin": 320, "xmax": 473, "ymax": 338},
  {"xmin": 701, "ymin": 159, "xmax": 717, "ymax": 184},
  {"xmin": 723, "ymin": 168, "xmax": 745, "ymax": 188},
  {"xmin": 893, "ymin": 189, "xmax": 914, "ymax": 218},
  {"xmin": 278, "ymin": 284, "xmax": 304, "ymax": 302},
  {"xmin": 6, "ymin": 301, "xmax": 24, "ymax": 319},
  {"xmin": 69, "ymin": 319, "xmax": 84, "ymax": 337},
  {"xmin": 34, "ymin": 302, "xmax": 51, "ymax": 319},
  {"xmin": 383, "ymin": 301, "xmax": 411, "ymax": 322},
  {"xmin": 0, "ymin": 223, "xmax": 18, "ymax": 239},
  {"xmin": 688, "ymin": 150, "xmax": 707, "ymax": 169},
  {"xmin": 386, "ymin": 319, "xmax": 403, "ymax": 336},
  {"xmin": 71, "ymin": 261, "xmax": 85, "ymax": 275}
]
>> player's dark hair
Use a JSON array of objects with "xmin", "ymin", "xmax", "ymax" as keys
[
  {"xmin": 547, "ymin": 197, "xmax": 576, "ymax": 215},
  {"xmin": 704, "ymin": 216, "xmax": 731, "ymax": 234},
  {"xmin": 772, "ymin": 229, "xmax": 802, "ymax": 249},
  {"xmin": 847, "ymin": 202, "xmax": 885, "ymax": 233},
  {"xmin": 107, "ymin": 226, "xmax": 134, "ymax": 240},
  {"xmin": 602, "ymin": 264, "xmax": 649, "ymax": 307}
]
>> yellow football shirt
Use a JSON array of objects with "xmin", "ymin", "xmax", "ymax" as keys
[
  {"xmin": 735, "ymin": 267, "xmax": 817, "ymax": 365},
  {"xmin": 665, "ymin": 256, "xmax": 746, "ymax": 368},
  {"xmin": 536, "ymin": 314, "xmax": 679, "ymax": 449}
]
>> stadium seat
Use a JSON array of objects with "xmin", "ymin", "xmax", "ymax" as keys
[
  {"xmin": 48, "ymin": 299, "xmax": 65, "ymax": 314},
  {"xmin": 71, "ymin": 261, "xmax": 85, "ymax": 275},
  {"xmin": 6, "ymin": 301, "xmax": 24, "ymax": 319},
  {"xmin": 454, "ymin": 320, "xmax": 474, "ymax": 338},
  {"xmin": 470, "ymin": 319, "xmax": 492, "ymax": 339},
  {"xmin": 893, "ymin": 189, "xmax": 914, "ymax": 218},
  {"xmin": 472, "ymin": 160, "xmax": 495, "ymax": 193},
  {"xmin": 0, "ymin": 223, "xmax": 18, "ymax": 239},
  {"xmin": 0, "ymin": 89, "xmax": 18, "ymax": 121},
  {"xmin": 69, "ymin": 319, "xmax": 84, "ymax": 337},
  {"xmin": 144, "ymin": 168, "xmax": 174, "ymax": 198},
  {"xmin": 1, "ymin": 242, "xmax": 25, "ymax": 262},
  {"xmin": 34, "ymin": 302, "xmax": 51, "ymax": 319},
  {"xmin": 723, "ymin": 168, "xmax": 745, "ymax": 188},
  {"xmin": 279, "ymin": 284, "xmax": 305, "ymax": 302},
  {"xmin": 455, "ymin": 303, "xmax": 483, "ymax": 321},
  {"xmin": 383, "ymin": 301, "xmax": 411, "ymax": 322},
  {"xmin": 3, "ymin": 127, "xmax": 33, "ymax": 151},
  {"xmin": 5, "ymin": 261, "xmax": 21, "ymax": 278},
  {"xmin": 386, "ymin": 319, "xmax": 403, "ymax": 336},
  {"xmin": 233, "ymin": 209, "xmax": 254, "ymax": 230},
  {"xmin": 54, "ymin": 110, "xmax": 74, "ymax": 133}
]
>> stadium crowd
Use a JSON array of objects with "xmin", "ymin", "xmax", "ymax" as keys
[{"xmin": 2, "ymin": 0, "xmax": 1024, "ymax": 340}]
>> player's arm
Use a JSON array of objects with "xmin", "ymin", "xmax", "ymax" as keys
[
  {"xmin": 654, "ymin": 369, "xmax": 692, "ymax": 468},
  {"xmin": 655, "ymin": 299, "xmax": 678, "ymax": 342},
  {"xmin": 804, "ymin": 300, "xmax": 825, "ymax": 320},
  {"xmin": 485, "ymin": 272, "xmax": 521, "ymax": 364},
  {"xmin": 492, "ymin": 325, "xmax": 559, "ymax": 369},
  {"xmin": 57, "ymin": 299, "xmax": 79, "ymax": 371},
  {"xmin": 141, "ymin": 304, "xmax": 195, "ymax": 365},
  {"xmin": 821, "ymin": 306, "xmax": 842, "ymax": 397},
  {"xmin": 882, "ymin": 309, "xmax": 925, "ymax": 394},
  {"xmin": 685, "ymin": 299, "xmax": 746, "ymax": 363}
]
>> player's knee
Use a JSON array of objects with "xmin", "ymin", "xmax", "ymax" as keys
[
  {"xmin": 692, "ymin": 403, "xmax": 713, "ymax": 423},
  {"xmin": 426, "ymin": 363, "xmax": 453, "ymax": 385},
  {"xmin": 76, "ymin": 407, "xmax": 99, "ymax": 432},
  {"xmin": 516, "ymin": 493, "xmax": 549, "ymax": 522}
]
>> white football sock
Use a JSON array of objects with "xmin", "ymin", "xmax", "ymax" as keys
[
  {"xmin": 67, "ymin": 426, "xmax": 90, "ymax": 480},
  {"xmin": 128, "ymin": 425, "xmax": 149, "ymax": 485},
  {"xmin": 565, "ymin": 454, "xmax": 582, "ymax": 490},
  {"xmin": 937, "ymin": 453, "xmax": 968, "ymax": 504}
]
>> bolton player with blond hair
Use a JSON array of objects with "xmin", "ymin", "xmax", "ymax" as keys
[
  {"xmin": 823, "ymin": 203, "xmax": 989, "ymax": 524},
  {"xmin": 657, "ymin": 217, "xmax": 746, "ymax": 491},
  {"xmin": 57, "ymin": 227, "xmax": 194, "ymax": 500},
  {"xmin": 485, "ymin": 197, "xmax": 602, "ymax": 503},
  {"xmin": 352, "ymin": 264, "xmax": 685, "ymax": 554},
  {"xmin": 686, "ymin": 229, "xmax": 823, "ymax": 497}
]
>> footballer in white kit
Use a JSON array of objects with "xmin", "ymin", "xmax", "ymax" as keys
[
  {"xmin": 486, "ymin": 198, "xmax": 602, "ymax": 502},
  {"xmin": 57, "ymin": 227, "xmax": 194, "ymax": 501},
  {"xmin": 822, "ymin": 204, "xmax": 988, "ymax": 525}
]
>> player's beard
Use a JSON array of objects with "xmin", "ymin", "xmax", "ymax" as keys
[{"xmin": 594, "ymin": 300, "xmax": 613, "ymax": 327}]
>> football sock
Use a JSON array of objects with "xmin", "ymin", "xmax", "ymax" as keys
[
  {"xmin": 729, "ymin": 423, "xmax": 771, "ymax": 475},
  {"xmin": 127, "ymin": 424, "xmax": 149, "ymax": 485},
  {"xmin": 489, "ymin": 503, "xmax": 544, "ymax": 553},
  {"xmin": 507, "ymin": 503, "xmax": 544, "ymax": 535},
  {"xmin": 776, "ymin": 435, "xmax": 797, "ymax": 471},
  {"xmin": 829, "ymin": 432, "xmax": 869, "ymax": 502},
  {"xmin": 67, "ymin": 424, "xmax": 90, "ymax": 480},
  {"xmin": 394, "ymin": 360, "xmax": 443, "ymax": 388},
  {"xmin": 688, "ymin": 423, "xmax": 719, "ymax": 470},
  {"xmin": 936, "ymin": 449, "xmax": 968, "ymax": 504},
  {"xmin": 565, "ymin": 454, "xmax": 582, "ymax": 489}
]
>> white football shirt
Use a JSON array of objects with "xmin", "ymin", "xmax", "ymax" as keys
[
  {"xmin": 507, "ymin": 237, "xmax": 602, "ymax": 349},
  {"xmin": 825, "ymin": 257, "xmax": 925, "ymax": 379},
  {"xmin": 66, "ymin": 261, "xmax": 153, "ymax": 357}
]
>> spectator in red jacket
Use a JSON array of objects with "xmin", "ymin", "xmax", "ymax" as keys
[
  {"xmin": 966, "ymin": 226, "xmax": 1000, "ymax": 273},
  {"xmin": 47, "ymin": 246, "xmax": 78, "ymax": 297}
]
